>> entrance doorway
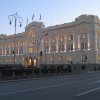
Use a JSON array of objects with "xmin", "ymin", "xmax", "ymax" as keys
[{"xmin": 33, "ymin": 58, "xmax": 37, "ymax": 67}]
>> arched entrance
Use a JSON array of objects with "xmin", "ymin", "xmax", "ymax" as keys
[
  {"xmin": 81, "ymin": 54, "xmax": 88, "ymax": 62},
  {"xmin": 33, "ymin": 57, "xmax": 37, "ymax": 67},
  {"xmin": 28, "ymin": 57, "xmax": 33, "ymax": 67},
  {"xmin": 24, "ymin": 57, "xmax": 37, "ymax": 67}
]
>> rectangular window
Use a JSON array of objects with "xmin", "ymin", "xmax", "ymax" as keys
[
  {"xmin": 51, "ymin": 45, "xmax": 56, "ymax": 52},
  {"xmin": 81, "ymin": 43, "xmax": 88, "ymax": 50},
  {"xmin": 81, "ymin": 43, "xmax": 84, "ymax": 50},
  {"xmin": 29, "ymin": 48, "xmax": 32, "ymax": 53},
  {"xmin": 67, "ymin": 44, "xmax": 73, "ymax": 51},
  {"xmin": 59, "ymin": 45, "xmax": 61, "ymax": 52}
]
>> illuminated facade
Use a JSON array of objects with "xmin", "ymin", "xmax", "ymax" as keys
[{"xmin": 0, "ymin": 14, "xmax": 100, "ymax": 68}]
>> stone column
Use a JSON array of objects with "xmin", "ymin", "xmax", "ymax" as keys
[
  {"xmin": 88, "ymin": 33, "xmax": 90, "ymax": 50},
  {"xmin": 78, "ymin": 35, "xmax": 80, "ymax": 50},
  {"xmin": 64, "ymin": 36, "xmax": 67, "ymax": 52},
  {"xmin": 95, "ymin": 33, "xmax": 98, "ymax": 51},
  {"xmin": 99, "ymin": 34, "xmax": 100, "ymax": 50},
  {"xmin": 48, "ymin": 37, "xmax": 51, "ymax": 53},
  {"xmin": 73, "ymin": 34, "xmax": 75, "ymax": 51},
  {"xmin": 56, "ymin": 38, "xmax": 59, "ymax": 53}
]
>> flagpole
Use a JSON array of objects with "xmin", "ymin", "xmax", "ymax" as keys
[
  {"xmin": 39, "ymin": 14, "xmax": 41, "ymax": 20},
  {"xmin": 26, "ymin": 18, "xmax": 28, "ymax": 25}
]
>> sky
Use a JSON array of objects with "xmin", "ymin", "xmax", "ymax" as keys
[{"xmin": 0, "ymin": 0, "xmax": 100, "ymax": 35}]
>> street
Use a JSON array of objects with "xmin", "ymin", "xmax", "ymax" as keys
[{"xmin": 0, "ymin": 72, "xmax": 100, "ymax": 100}]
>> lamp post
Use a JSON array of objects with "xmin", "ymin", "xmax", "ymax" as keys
[
  {"xmin": 8, "ymin": 12, "xmax": 23, "ymax": 66},
  {"xmin": 37, "ymin": 33, "xmax": 49, "ymax": 74}
]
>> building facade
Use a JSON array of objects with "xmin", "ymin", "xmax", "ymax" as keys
[{"xmin": 0, "ymin": 14, "xmax": 100, "ymax": 70}]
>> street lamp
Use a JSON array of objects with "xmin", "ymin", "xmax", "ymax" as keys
[
  {"xmin": 8, "ymin": 12, "xmax": 23, "ymax": 66},
  {"xmin": 37, "ymin": 33, "xmax": 49, "ymax": 74}
]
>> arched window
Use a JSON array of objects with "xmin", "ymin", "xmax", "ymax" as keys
[
  {"xmin": 81, "ymin": 54, "xmax": 87, "ymax": 62},
  {"xmin": 68, "ymin": 34, "xmax": 73, "ymax": 41},
  {"xmin": 28, "ymin": 57, "xmax": 32, "ymax": 66},
  {"xmin": 67, "ymin": 44, "xmax": 73, "ymax": 51},
  {"xmin": 51, "ymin": 54, "xmax": 54, "ymax": 63},
  {"xmin": 67, "ymin": 55, "xmax": 72, "ymax": 63},
  {"xmin": 28, "ymin": 30, "xmax": 36, "ymax": 38},
  {"xmin": 79, "ymin": 27, "xmax": 88, "ymax": 40},
  {"xmin": 81, "ymin": 33, "xmax": 87, "ymax": 39},
  {"xmin": 59, "ymin": 55, "xmax": 62, "ymax": 62}
]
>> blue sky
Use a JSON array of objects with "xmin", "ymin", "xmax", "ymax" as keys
[{"xmin": 0, "ymin": 0, "xmax": 100, "ymax": 35}]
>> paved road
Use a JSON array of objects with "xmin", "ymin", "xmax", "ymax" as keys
[{"xmin": 0, "ymin": 72, "xmax": 100, "ymax": 100}]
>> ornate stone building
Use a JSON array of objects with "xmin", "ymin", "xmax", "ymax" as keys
[{"xmin": 0, "ymin": 14, "xmax": 100, "ymax": 70}]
